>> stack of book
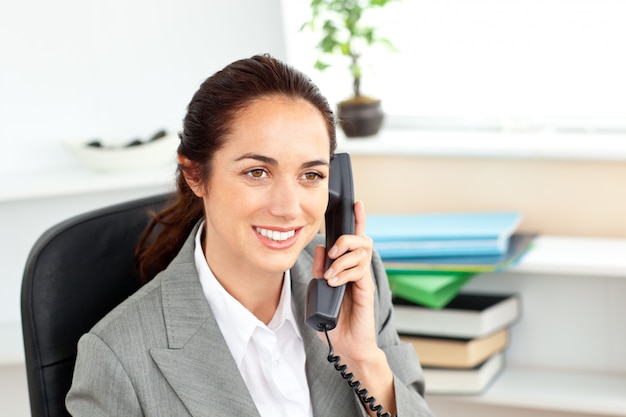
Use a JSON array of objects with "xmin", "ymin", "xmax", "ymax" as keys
[
  {"xmin": 367, "ymin": 211, "xmax": 534, "ymax": 308},
  {"xmin": 393, "ymin": 292, "xmax": 521, "ymax": 394},
  {"xmin": 365, "ymin": 211, "xmax": 533, "ymax": 393}
]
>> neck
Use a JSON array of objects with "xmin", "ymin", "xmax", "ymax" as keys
[
  {"xmin": 208, "ymin": 256, "xmax": 284, "ymax": 324},
  {"xmin": 199, "ymin": 226, "xmax": 286, "ymax": 324}
]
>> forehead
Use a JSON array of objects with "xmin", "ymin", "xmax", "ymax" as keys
[{"xmin": 222, "ymin": 95, "xmax": 331, "ymax": 157}]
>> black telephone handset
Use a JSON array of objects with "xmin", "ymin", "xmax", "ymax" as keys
[
  {"xmin": 305, "ymin": 152, "xmax": 355, "ymax": 332},
  {"xmin": 304, "ymin": 153, "xmax": 394, "ymax": 417}
]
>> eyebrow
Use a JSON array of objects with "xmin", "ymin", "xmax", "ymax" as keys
[
  {"xmin": 235, "ymin": 153, "xmax": 278, "ymax": 166},
  {"xmin": 235, "ymin": 153, "xmax": 329, "ymax": 169}
]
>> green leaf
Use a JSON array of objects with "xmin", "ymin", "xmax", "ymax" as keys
[
  {"xmin": 320, "ymin": 34, "xmax": 339, "ymax": 53},
  {"xmin": 303, "ymin": 0, "xmax": 399, "ymax": 85},
  {"xmin": 362, "ymin": 27, "xmax": 375, "ymax": 44},
  {"xmin": 314, "ymin": 60, "xmax": 331, "ymax": 71}
]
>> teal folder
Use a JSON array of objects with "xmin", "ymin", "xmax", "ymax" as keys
[
  {"xmin": 367, "ymin": 212, "xmax": 522, "ymax": 258},
  {"xmin": 384, "ymin": 233, "xmax": 536, "ymax": 273}
]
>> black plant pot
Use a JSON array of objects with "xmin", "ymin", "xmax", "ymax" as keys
[{"xmin": 337, "ymin": 99, "xmax": 384, "ymax": 138}]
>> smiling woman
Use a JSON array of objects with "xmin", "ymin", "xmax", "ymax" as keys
[
  {"xmin": 134, "ymin": 58, "xmax": 336, "ymax": 283},
  {"xmin": 64, "ymin": 55, "xmax": 434, "ymax": 417}
]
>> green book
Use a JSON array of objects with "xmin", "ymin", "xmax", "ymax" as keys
[{"xmin": 387, "ymin": 271, "xmax": 474, "ymax": 309}]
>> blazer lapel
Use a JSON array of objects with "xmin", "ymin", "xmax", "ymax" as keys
[
  {"xmin": 150, "ymin": 230, "xmax": 358, "ymax": 416},
  {"xmin": 149, "ymin": 234, "xmax": 260, "ymax": 417},
  {"xmin": 291, "ymin": 247, "xmax": 361, "ymax": 416}
]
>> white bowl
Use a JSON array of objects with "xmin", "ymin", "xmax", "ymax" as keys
[{"xmin": 63, "ymin": 133, "xmax": 179, "ymax": 172}]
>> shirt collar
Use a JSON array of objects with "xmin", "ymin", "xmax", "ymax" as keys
[{"xmin": 193, "ymin": 220, "xmax": 302, "ymax": 366}]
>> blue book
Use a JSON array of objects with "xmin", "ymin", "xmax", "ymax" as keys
[
  {"xmin": 367, "ymin": 212, "xmax": 522, "ymax": 258},
  {"xmin": 384, "ymin": 233, "xmax": 536, "ymax": 272}
]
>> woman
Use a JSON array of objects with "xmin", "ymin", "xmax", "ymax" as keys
[{"xmin": 66, "ymin": 54, "xmax": 433, "ymax": 417}]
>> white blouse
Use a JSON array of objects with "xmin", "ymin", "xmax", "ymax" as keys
[{"xmin": 194, "ymin": 222, "xmax": 313, "ymax": 417}]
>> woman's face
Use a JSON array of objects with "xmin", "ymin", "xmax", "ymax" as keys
[{"xmin": 196, "ymin": 95, "xmax": 331, "ymax": 280}]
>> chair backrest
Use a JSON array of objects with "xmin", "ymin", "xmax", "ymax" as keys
[{"xmin": 21, "ymin": 193, "xmax": 173, "ymax": 417}]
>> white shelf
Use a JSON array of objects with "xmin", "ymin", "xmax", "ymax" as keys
[
  {"xmin": 0, "ymin": 137, "xmax": 177, "ymax": 203},
  {"xmin": 0, "ymin": 162, "xmax": 176, "ymax": 203},
  {"xmin": 4, "ymin": 127, "xmax": 626, "ymax": 203},
  {"xmin": 435, "ymin": 367, "xmax": 626, "ymax": 416},
  {"xmin": 336, "ymin": 129, "xmax": 626, "ymax": 161},
  {"xmin": 428, "ymin": 235, "xmax": 626, "ymax": 417},
  {"xmin": 510, "ymin": 235, "xmax": 626, "ymax": 277}
]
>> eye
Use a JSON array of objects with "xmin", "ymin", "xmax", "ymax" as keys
[
  {"xmin": 245, "ymin": 168, "xmax": 268, "ymax": 179},
  {"xmin": 301, "ymin": 171, "xmax": 325, "ymax": 182}
]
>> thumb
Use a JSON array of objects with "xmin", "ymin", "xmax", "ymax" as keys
[{"xmin": 312, "ymin": 245, "xmax": 326, "ymax": 278}]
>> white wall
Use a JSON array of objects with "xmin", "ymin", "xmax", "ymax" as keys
[
  {"xmin": 0, "ymin": 0, "xmax": 287, "ymax": 174},
  {"xmin": 0, "ymin": 0, "xmax": 287, "ymax": 361}
]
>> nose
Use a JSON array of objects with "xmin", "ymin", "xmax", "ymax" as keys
[{"xmin": 267, "ymin": 178, "xmax": 302, "ymax": 220}]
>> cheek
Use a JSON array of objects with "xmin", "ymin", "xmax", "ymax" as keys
[
  {"xmin": 307, "ymin": 189, "xmax": 329, "ymax": 219},
  {"xmin": 204, "ymin": 189, "xmax": 249, "ymax": 225}
]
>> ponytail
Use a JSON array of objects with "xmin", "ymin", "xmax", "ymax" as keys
[{"xmin": 136, "ymin": 171, "xmax": 203, "ymax": 283}]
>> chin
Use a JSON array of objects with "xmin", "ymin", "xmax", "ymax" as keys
[{"xmin": 258, "ymin": 250, "xmax": 302, "ymax": 274}]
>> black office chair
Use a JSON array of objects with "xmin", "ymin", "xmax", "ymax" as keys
[{"xmin": 21, "ymin": 193, "xmax": 173, "ymax": 417}]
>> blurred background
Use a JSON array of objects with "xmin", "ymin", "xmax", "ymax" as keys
[{"xmin": 1, "ymin": 1, "xmax": 626, "ymax": 416}]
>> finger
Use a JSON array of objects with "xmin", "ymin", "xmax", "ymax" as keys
[
  {"xmin": 354, "ymin": 200, "xmax": 366, "ymax": 236},
  {"xmin": 312, "ymin": 244, "xmax": 326, "ymax": 278},
  {"xmin": 324, "ymin": 246, "xmax": 369, "ymax": 281},
  {"xmin": 326, "ymin": 234, "xmax": 372, "ymax": 264}
]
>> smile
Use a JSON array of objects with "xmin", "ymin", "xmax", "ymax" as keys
[{"xmin": 255, "ymin": 227, "xmax": 296, "ymax": 242}]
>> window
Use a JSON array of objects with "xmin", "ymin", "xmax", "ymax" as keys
[{"xmin": 282, "ymin": 0, "xmax": 626, "ymax": 134}]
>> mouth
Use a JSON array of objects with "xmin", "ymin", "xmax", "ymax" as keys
[{"xmin": 254, "ymin": 226, "xmax": 297, "ymax": 242}]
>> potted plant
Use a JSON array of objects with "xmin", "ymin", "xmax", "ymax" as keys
[{"xmin": 302, "ymin": 0, "xmax": 396, "ymax": 137}]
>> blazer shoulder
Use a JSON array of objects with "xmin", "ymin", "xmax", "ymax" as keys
[
  {"xmin": 90, "ymin": 227, "xmax": 199, "ymax": 339},
  {"xmin": 89, "ymin": 277, "xmax": 164, "ymax": 339}
]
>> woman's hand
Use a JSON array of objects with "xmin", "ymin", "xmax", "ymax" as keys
[
  {"xmin": 312, "ymin": 200, "xmax": 397, "ymax": 417},
  {"xmin": 311, "ymin": 200, "xmax": 377, "ymax": 360}
]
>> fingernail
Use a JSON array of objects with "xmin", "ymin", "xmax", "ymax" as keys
[
  {"xmin": 328, "ymin": 246, "xmax": 338, "ymax": 258},
  {"xmin": 324, "ymin": 268, "xmax": 334, "ymax": 279},
  {"xmin": 329, "ymin": 276, "xmax": 339, "ymax": 285}
]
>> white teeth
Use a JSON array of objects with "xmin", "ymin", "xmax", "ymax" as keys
[{"xmin": 256, "ymin": 227, "xmax": 295, "ymax": 241}]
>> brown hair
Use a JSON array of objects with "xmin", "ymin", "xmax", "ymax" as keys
[{"xmin": 136, "ymin": 54, "xmax": 337, "ymax": 282}]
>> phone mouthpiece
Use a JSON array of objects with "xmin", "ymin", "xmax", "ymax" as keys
[{"xmin": 305, "ymin": 278, "xmax": 346, "ymax": 332}]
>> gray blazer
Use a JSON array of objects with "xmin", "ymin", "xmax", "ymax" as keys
[{"xmin": 66, "ymin": 225, "xmax": 433, "ymax": 416}]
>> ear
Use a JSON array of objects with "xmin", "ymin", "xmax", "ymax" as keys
[{"xmin": 178, "ymin": 155, "xmax": 205, "ymax": 197}]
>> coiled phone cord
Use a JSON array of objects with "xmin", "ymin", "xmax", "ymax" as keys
[{"xmin": 323, "ymin": 328, "xmax": 396, "ymax": 417}]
